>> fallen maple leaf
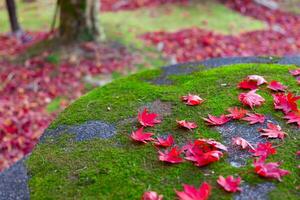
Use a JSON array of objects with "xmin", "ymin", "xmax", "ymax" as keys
[
  {"xmin": 289, "ymin": 69, "xmax": 300, "ymax": 76},
  {"xmin": 284, "ymin": 110, "xmax": 300, "ymax": 128},
  {"xmin": 227, "ymin": 107, "xmax": 248, "ymax": 119},
  {"xmin": 138, "ymin": 108, "xmax": 161, "ymax": 127},
  {"xmin": 267, "ymin": 80, "xmax": 287, "ymax": 92},
  {"xmin": 249, "ymin": 142, "xmax": 277, "ymax": 157},
  {"xmin": 130, "ymin": 127, "xmax": 154, "ymax": 143},
  {"xmin": 198, "ymin": 139, "xmax": 228, "ymax": 152},
  {"xmin": 154, "ymin": 135, "xmax": 174, "ymax": 148},
  {"xmin": 273, "ymin": 93, "xmax": 300, "ymax": 114},
  {"xmin": 237, "ymin": 79, "xmax": 258, "ymax": 90},
  {"xmin": 217, "ymin": 175, "xmax": 242, "ymax": 193},
  {"xmin": 142, "ymin": 191, "xmax": 163, "ymax": 200},
  {"xmin": 232, "ymin": 137, "xmax": 254, "ymax": 150},
  {"xmin": 259, "ymin": 123, "xmax": 287, "ymax": 139},
  {"xmin": 181, "ymin": 94, "xmax": 204, "ymax": 106},
  {"xmin": 242, "ymin": 113, "xmax": 266, "ymax": 124},
  {"xmin": 238, "ymin": 90, "xmax": 265, "ymax": 109},
  {"xmin": 203, "ymin": 114, "xmax": 231, "ymax": 126},
  {"xmin": 247, "ymin": 75, "xmax": 267, "ymax": 85},
  {"xmin": 158, "ymin": 146, "xmax": 183, "ymax": 164},
  {"xmin": 185, "ymin": 150, "xmax": 223, "ymax": 167},
  {"xmin": 176, "ymin": 182, "xmax": 211, "ymax": 200},
  {"xmin": 176, "ymin": 120, "xmax": 197, "ymax": 130},
  {"xmin": 254, "ymin": 157, "xmax": 290, "ymax": 181}
]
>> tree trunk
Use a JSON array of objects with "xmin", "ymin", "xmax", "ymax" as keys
[
  {"xmin": 58, "ymin": 0, "xmax": 101, "ymax": 43},
  {"xmin": 5, "ymin": 0, "xmax": 22, "ymax": 34}
]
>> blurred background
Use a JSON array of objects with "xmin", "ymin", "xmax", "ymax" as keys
[{"xmin": 0, "ymin": 0, "xmax": 300, "ymax": 171}]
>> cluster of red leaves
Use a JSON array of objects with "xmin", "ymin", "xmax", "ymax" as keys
[
  {"xmin": 101, "ymin": 0, "xmax": 188, "ymax": 12},
  {"xmin": 141, "ymin": 0, "xmax": 300, "ymax": 63},
  {"xmin": 0, "ymin": 32, "xmax": 51, "ymax": 56},
  {"xmin": 0, "ymin": 39, "xmax": 141, "ymax": 171},
  {"xmin": 135, "ymin": 74, "xmax": 297, "ymax": 198}
]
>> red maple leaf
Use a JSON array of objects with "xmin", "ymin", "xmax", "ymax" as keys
[
  {"xmin": 267, "ymin": 80, "xmax": 287, "ymax": 92},
  {"xmin": 181, "ymin": 94, "xmax": 204, "ymax": 106},
  {"xmin": 176, "ymin": 120, "xmax": 197, "ymax": 130},
  {"xmin": 284, "ymin": 110, "xmax": 300, "ymax": 128},
  {"xmin": 130, "ymin": 127, "xmax": 154, "ymax": 143},
  {"xmin": 154, "ymin": 134, "xmax": 174, "ymax": 148},
  {"xmin": 254, "ymin": 157, "xmax": 290, "ymax": 181},
  {"xmin": 176, "ymin": 182, "xmax": 211, "ymax": 200},
  {"xmin": 289, "ymin": 69, "xmax": 300, "ymax": 76},
  {"xmin": 217, "ymin": 175, "xmax": 242, "ymax": 193},
  {"xmin": 259, "ymin": 123, "xmax": 287, "ymax": 139},
  {"xmin": 158, "ymin": 146, "xmax": 183, "ymax": 164},
  {"xmin": 197, "ymin": 138, "xmax": 228, "ymax": 152},
  {"xmin": 247, "ymin": 75, "xmax": 267, "ymax": 85},
  {"xmin": 202, "ymin": 114, "xmax": 231, "ymax": 126},
  {"xmin": 249, "ymin": 142, "xmax": 277, "ymax": 157},
  {"xmin": 237, "ymin": 79, "xmax": 258, "ymax": 90},
  {"xmin": 232, "ymin": 137, "xmax": 254, "ymax": 150},
  {"xmin": 242, "ymin": 113, "xmax": 266, "ymax": 124},
  {"xmin": 272, "ymin": 93, "xmax": 300, "ymax": 114},
  {"xmin": 138, "ymin": 108, "xmax": 161, "ymax": 127},
  {"xmin": 142, "ymin": 191, "xmax": 163, "ymax": 200},
  {"xmin": 238, "ymin": 90, "xmax": 265, "ymax": 109},
  {"xmin": 226, "ymin": 107, "xmax": 248, "ymax": 119},
  {"xmin": 185, "ymin": 150, "xmax": 223, "ymax": 167}
]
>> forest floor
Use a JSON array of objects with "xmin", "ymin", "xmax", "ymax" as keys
[{"xmin": 0, "ymin": 0, "xmax": 299, "ymax": 171}]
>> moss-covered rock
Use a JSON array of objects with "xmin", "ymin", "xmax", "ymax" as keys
[{"xmin": 24, "ymin": 58, "xmax": 300, "ymax": 199}]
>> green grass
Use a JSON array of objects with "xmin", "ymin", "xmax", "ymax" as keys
[
  {"xmin": 0, "ymin": 1, "xmax": 265, "ymax": 45},
  {"xmin": 27, "ymin": 63, "xmax": 300, "ymax": 199}
]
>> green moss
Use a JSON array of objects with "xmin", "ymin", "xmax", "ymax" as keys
[{"xmin": 27, "ymin": 63, "xmax": 299, "ymax": 199}]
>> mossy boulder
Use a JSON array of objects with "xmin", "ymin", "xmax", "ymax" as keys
[{"xmin": 4, "ymin": 57, "xmax": 300, "ymax": 200}]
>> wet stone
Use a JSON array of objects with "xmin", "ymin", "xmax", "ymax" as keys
[
  {"xmin": 215, "ymin": 117, "xmax": 280, "ymax": 167},
  {"xmin": 234, "ymin": 182, "xmax": 276, "ymax": 200},
  {"xmin": 42, "ymin": 120, "xmax": 116, "ymax": 142}
]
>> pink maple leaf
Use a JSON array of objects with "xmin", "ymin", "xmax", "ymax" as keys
[
  {"xmin": 227, "ymin": 107, "xmax": 248, "ymax": 119},
  {"xmin": 242, "ymin": 113, "xmax": 266, "ymax": 125},
  {"xmin": 130, "ymin": 127, "xmax": 154, "ymax": 143},
  {"xmin": 267, "ymin": 80, "xmax": 287, "ymax": 92},
  {"xmin": 177, "ymin": 120, "xmax": 197, "ymax": 130},
  {"xmin": 232, "ymin": 137, "xmax": 254, "ymax": 150},
  {"xmin": 259, "ymin": 123, "xmax": 287, "ymax": 139},
  {"xmin": 238, "ymin": 90, "xmax": 265, "ymax": 109},
  {"xmin": 273, "ymin": 93, "xmax": 300, "ymax": 114},
  {"xmin": 247, "ymin": 75, "xmax": 267, "ymax": 85},
  {"xmin": 176, "ymin": 182, "xmax": 211, "ymax": 200},
  {"xmin": 254, "ymin": 157, "xmax": 290, "ymax": 181},
  {"xmin": 138, "ymin": 108, "xmax": 161, "ymax": 127},
  {"xmin": 181, "ymin": 94, "xmax": 204, "ymax": 106},
  {"xmin": 284, "ymin": 110, "xmax": 300, "ymax": 128},
  {"xmin": 202, "ymin": 114, "xmax": 231, "ymax": 126},
  {"xmin": 142, "ymin": 191, "xmax": 163, "ymax": 200},
  {"xmin": 289, "ymin": 69, "xmax": 300, "ymax": 76},
  {"xmin": 249, "ymin": 142, "xmax": 277, "ymax": 157},
  {"xmin": 158, "ymin": 146, "xmax": 183, "ymax": 164},
  {"xmin": 185, "ymin": 150, "xmax": 223, "ymax": 167},
  {"xmin": 154, "ymin": 135, "xmax": 174, "ymax": 148},
  {"xmin": 217, "ymin": 175, "xmax": 242, "ymax": 193}
]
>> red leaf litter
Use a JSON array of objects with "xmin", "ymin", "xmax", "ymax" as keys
[
  {"xmin": 158, "ymin": 146, "xmax": 184, "ymax": 164},
  {"xmin": 249, "ymin": 142, "xmax": 277, "ymax": 158},
  {"xmin": 101, "ymin": 0, "xmax": 188, "ymax": 12},
  {"xmin": 154, "ymin": 134, "xmax": 174, "ymax": 147},
  {"xmin": 181, "ymin": 94, "xmax": 204, "ymax": 106},
  {"xmin": 130, "ymin": 127, "xmax": 154, "ymax": 143},
  {"xmin": 242, "ymin": 112, "xmax": 266, "ymax": 124},
  {"xmin": 176, "ymin": 120, "xmax": 198, "ymax": 130},
  {"xmin": 202, "ymin": 114, "xmax": 231, "ymax": 126},
  {"xmin": 0, "ymin": 33, "xmax": 141, "ymax": 171},
  {"xmin": 141, "ymin": 0, "xmax": 300, "ymax": 63},
  {"xmin": 267, "ymin": 80, "xmax": 287, "ymax": 92},
  {"xmin": 138, "ymin": 108, "xmax": 161, "ymax": 127}
]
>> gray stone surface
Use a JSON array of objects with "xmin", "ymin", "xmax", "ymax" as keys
[
  {"xmin": 216, "ymin": 117, "xmax": 279, "ymax": 167},
  {"xmin": 234, "ymin": 182, "xmax": 276, "ymax": 200},
  {"xmin": 42, "ymin": 120, "xmax": 116, "ymax": 142},
  {"xmin": 150, "ymin": 56, "xmax": 300, "ymax": 85},
  {"xmin": 0, "ymin": 159, "xmax": 30, "ymax": 200}
]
